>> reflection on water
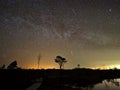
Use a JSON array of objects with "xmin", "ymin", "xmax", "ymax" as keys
[
  {"xmin": 37, "ymin": 79, "xmax": 120, "ymax": 90},
  {"xmin": 63, "ymin": 79, "xmax": 120, "ymax": 90},
  {"xmin": 94, "ymin": 79, "xmax": 120, "ymax": 90}
]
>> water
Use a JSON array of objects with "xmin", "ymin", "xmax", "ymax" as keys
[
  {"xmin": 27, "ymin": 78, "xmax": 120, "ymax": 90},
  {"xmin": 94, "ymin": 79, "xmax": 120, "ymax": 90},
  {"xmin": 63, "ymin": 79, "xmax": 120, "ymax": 90}
]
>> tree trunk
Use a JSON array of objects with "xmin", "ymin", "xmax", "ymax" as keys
[{"xmin": 60, "ymin": 64, "xmax": 62, "ymax": 69}]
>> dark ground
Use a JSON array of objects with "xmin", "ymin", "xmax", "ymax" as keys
[{"xmin": 0, "ymin": 68, "xmax": 120, "ymax": 90}]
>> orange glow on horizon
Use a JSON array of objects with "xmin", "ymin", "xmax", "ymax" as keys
[
  {"xmin": 91, "ymin": 64, "xmax": 120, "ymax": 70},
  {"xmin": 23, "ymin": 64, "xmax": 120, "ymax": 70},
  {"xmin": 24, "ymin": 64, "xmax": 57, "ymax": 69}
]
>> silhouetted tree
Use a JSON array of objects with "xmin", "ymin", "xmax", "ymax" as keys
[
  {"xmin": 77, "ymin": 64, "xmax": 80, "ymax": 68},
  {"xmin": 7, "ymin": 60, "xmax": 18, "ymax": 69},
  {"xmin": 55, "ymin": 56, "xmax": 67, "ymax": 69}
]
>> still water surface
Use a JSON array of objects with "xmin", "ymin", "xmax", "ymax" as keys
[
  {"xmin": 26, "ymin": 79, "xmax": 120, "ymax": 90},
  {"xmin": 94, "ymin": 79, "xmax": 120, "ymax": 90},
  {"xmin": 69, "ymin": 79, "xmax": 120, "ymax": 90}
]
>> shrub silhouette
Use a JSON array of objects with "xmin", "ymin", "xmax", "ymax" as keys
[{"xmin": 7, "ymin": 60, "xmax": 18, "ymax": 69}]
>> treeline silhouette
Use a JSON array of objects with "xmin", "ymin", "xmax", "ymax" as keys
[{"xmin": 0, "ymin": 68, "xmax": 120, "ymax": 90}]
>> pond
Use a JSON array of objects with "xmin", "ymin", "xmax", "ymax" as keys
[
  {"xmin": 93, "ymin": 79, "xmax": 120, "ymax": 90},
  {"xmin": 34, "ymin": 78, "xmax": 120, "ymax": 90},
  {"xmin": 71, "ymin": 79, "xmax": 120, "ymax": 90}
]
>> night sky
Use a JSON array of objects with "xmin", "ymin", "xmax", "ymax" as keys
[{"xmin": 0, "ymin": 0, "xmax": 120, "ymax": 69}]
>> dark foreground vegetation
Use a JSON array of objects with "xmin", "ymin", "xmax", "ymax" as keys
[{"xmin": 0, "ymin": 68, "xmax": 120, "ymax": 90}]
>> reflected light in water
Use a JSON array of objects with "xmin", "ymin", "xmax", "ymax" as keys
[{"xmin": 94, "ymin": 79, "xmax": 120, "ymax": 90}]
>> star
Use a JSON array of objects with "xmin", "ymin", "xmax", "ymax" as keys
[{"xmin": 108, "ymin": 8, "xmax": 112, "ymax": 13}]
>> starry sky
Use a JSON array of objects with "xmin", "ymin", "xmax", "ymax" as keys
[{"xmin": 0, "ymin": 0, "xmax": 120, "ymax": 69}]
